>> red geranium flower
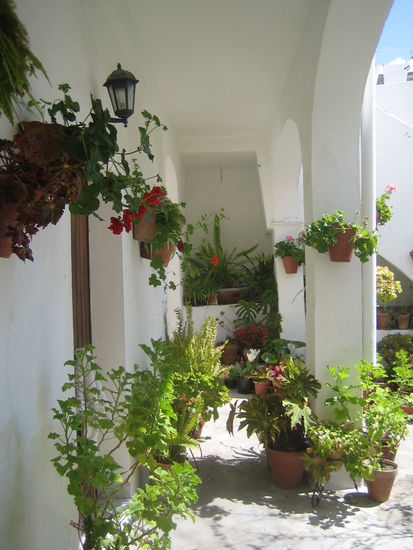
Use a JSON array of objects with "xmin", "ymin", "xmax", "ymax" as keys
[
  {"xmin": 108, "ymin": 216, "xmax": 123, "ymax": 235},
  {"xmin": 177, "ymin": 240, "xmax": 184, "ymax": 252},
  {"xmin": 122, "ymin": 209, "xmax": 133, "ymax": 233},
  {"xmin": 211, "ymin": 255, "xmax": 219, "ymax": 266},
  {"xmin": 143, "ymin": 186, "xmax": 166, "ymax": 206}
]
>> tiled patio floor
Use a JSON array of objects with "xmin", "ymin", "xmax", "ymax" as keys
[{"xmin": 170, "ymin": 392, "xmax": 413, "ymax": 550}]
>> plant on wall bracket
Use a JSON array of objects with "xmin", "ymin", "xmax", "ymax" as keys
[{"xmin": 304, "ymin": 210, "xmax": 377, "ymax": 263}]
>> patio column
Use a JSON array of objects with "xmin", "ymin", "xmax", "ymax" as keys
[
  {"xmin": 270, "ymin": 222, "xmax": 306, "ymax": 344},
  {"xmin": 361, "ymin": 60, "xmax": 377, "ymax": 363}
]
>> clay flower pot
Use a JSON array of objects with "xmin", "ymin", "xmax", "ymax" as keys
[
  {"xmin": 266, "ymin": 447, "xmax": 305, "ymax": 489},
  {"xmin": 133, "ymin": 213, "xmax": 157, "ymax": 242},
  {"xmin": 328, "ymin": 224, "xmax": 356, "ymax": 262},
  {"xmin": 253, "ymin": 380, "xmax": 271, "ymax": 395},
  {"xmin": 282, "ymin": 256, "xmax": 299, "ymax": 274},
  {"xmin": 140, "ymin": 241, "xmax": 174, "ymax": 267},
  {"xmin": 221, "ymin": 341, "xmax": 239, "ymax": 365},
  {"xmin": 396, "ymin": 313, "xmax": 410, "ymax": 330},
  {"xmin": 365, "ymin": 459, "xmax": 398, "ymax": 502},
  {"xmin": 377, "ymin": 311, "xmax": 392, "ymax": 330}
]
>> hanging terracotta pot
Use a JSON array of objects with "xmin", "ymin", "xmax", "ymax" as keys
[
  {"xmin": 133, "ymin": 213, "xmax": 157, "ymax": 242},
  {"xmin": 365, "ymin": 460, "xmax": 398, "ymax": 502},
  {"xmin": 328, "ymin": 224, "xmax": 356, "ymax": 262},
  {"xmin": 140, "ymin": 241, "xmax": 174, "ymax": 267},
  {"xmin": 282, "ymin": 256, "xmax": 299, "ymax": 274},
  {"xmin": 266, "ymin": 447, "xmax": 305, "ymax": 489},
  {"xmin": 377, "ymin": 311, "xmax": 392, "ymax": 330}
]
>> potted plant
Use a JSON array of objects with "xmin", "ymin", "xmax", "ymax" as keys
[
  {"xmin": 232, "ymin": 323, "xmax": 270, "ymax": 358},
  {"xmin": 183, "ymin": 213, "xmax": 258, "ymax": 305},
  {"xmin": 274, "ymin": 235, "xmax": 305, "ymax": 273},
  {"xmin": 394, "ymin": 305, "xmax": 411, "ymax": 330},
  {"xmin": 229, "ymin": 357, "xmax": 321, "ymax": 488},
  {"xmin": 391, "ymin": 350, "xmax": 413, "ymax": 414},
  {"xmin": 48, "ymin": 345, "xmax": 201, "ymax": 549},
  {"xmin": 377, "ymin": 332, "xmax": 413, "ymax": 376},
  {"xmin": 376, "ymin": 184, "xmax": 396, "ymax": 226},
  {"xmin": 376, "ymin": 266, "xmax": 402, "ymax": 329},
  {"xmin": 304, "ymin": 210, "xmax": 377, "ymax": 263}
]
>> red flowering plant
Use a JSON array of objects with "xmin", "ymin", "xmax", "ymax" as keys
[
  {"xmin": 0, "ymin": 82, "xmax": 190, "ymax": 267},
  {"xmin": 182, "ymin": 213, "xmax": 258, "ymax": 305},
  {"xmin": 233, "ymin": 324, "xmax": 270, "ymax": 351}
]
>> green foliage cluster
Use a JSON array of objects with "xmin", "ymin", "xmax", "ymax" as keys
[
  {"xmin": 304, "ymin": 210, "xmax": 377, "ymax": 263},
  {"xmin": 376, "ymin": 266, "xmax": 402, "ymax": 307},
  {"xmin": 274, "ymin": 236, "xmax": 305, "ymax": 265},
  {"xmin": 377, "ymin": 332, "xmax": 413, "ymax": 374},
  {"xmin": 48, "ymin": 345, "xmax": 200, "ymax": 550},
  {"xmin": 182, "ymin": 214, "xmax": 258, "ymax": 304},
  {"xmin": 230, "ymin": 357, "xmax": 320, "ymax": 452}
]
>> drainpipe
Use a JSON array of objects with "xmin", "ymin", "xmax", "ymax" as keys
[{"xmin": 361, "ymin": 59, "xmax": 377, "ymax": 363}]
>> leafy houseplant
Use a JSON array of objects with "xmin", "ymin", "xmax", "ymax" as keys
[
  {"xmin": 183, "ymin": 213, "xmax": 258, "ymax": 305},
  {"xmin": 274, "ymin": 235, "xmax": 305, "ymax": 272},
  {"xmin": 48, "ymin": 345, "xmax": 200, "ymax": 550},
  {"xmin": 376, "ymin": 184, "xmax": 396, "ymax": 226},
  {"xmin": 377, "ymin": 333, "xmax": 413, "ymax": 376},
  {"xmin": 391, "ymin": 350, "xmax": 413, "ymax": 410},
  {"xmin": 0, "ymin": 0, "xmax": 48, "ymax": 124},
  {"xmin": 376, "ymin": 266, "xmax": 402, "ymax": 329},
  {"xmin": 304, "ymin": 210, "xmax": 377, "ymax": 263},
  {"xmin": 229, "ymin": 357, "xmax": 320, "ymax": 488}
]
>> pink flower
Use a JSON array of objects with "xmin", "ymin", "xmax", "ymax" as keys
[
  {"xmin": 285, "ymin": 235, "xmax": 294, "ymax": 242},
  {"xmin": 386, "ymin": 185, "xmax": 397, "ymax": 193}
]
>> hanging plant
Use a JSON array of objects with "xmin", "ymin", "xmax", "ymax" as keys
[{"xmin": 0, "ymin": 0, "xmax": 48, "ymax": 124}]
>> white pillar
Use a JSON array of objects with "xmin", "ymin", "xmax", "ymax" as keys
[
  {"xmin": 270, "ymin": 222, "xmax": 306, "ymax": 344},
  {"xmin": 361, "ymin": 60, "xmax": 377, "ymax": 363}
]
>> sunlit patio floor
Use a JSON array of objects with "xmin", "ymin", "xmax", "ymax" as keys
[{"xmin": 170, "ymin": 392, "xmax": 413, "ymax": 550}]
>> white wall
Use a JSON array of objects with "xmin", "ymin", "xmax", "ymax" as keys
[
  {"xmin": 184, "ymin": 164, "xmax": 273, "ymax": 256},
  {"xmin": 0, "ymin": 1, "xmax": 184, "ymax": 548},
  {"xmin": 376, "ymin": 77, "xmax": 413, "ymax": 285}
]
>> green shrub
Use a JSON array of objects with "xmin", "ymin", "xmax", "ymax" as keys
[{"xmin": 377, "ymin": 333, "xmax": 413, "ymax": 374}]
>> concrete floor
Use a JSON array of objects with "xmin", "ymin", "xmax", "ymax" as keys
[{"xmin": 170, "ymin": 392, "xmax": 413, "ymax": 550}]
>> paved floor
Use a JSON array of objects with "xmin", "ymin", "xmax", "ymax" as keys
[{"xmin": 170, "ymin": 392, "xmax": 413, "ymax": 550}]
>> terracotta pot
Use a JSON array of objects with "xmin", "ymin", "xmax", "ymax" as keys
[
  {"xmin": 208, "ymin": 294, "xmax": 219, "ymax": 305},
  {"xmin": 365, "ymin": 460, "xmax": 398, "ymax": 502},
  {"xmin": 282, "ymin": 256, "xmax": 299, "ymax": 274},
  {"xmin": 401, "ymin": 405, "xmax": 413, "ymax": 415},
  {"xmin": 328, "ymin": 224, "xmax": 356, "ymax": 262},
  {"xmin": 221, "ymin": 341, "xmax": 239, "ymax": 365},
  {"xmin": 217, "ymin": 287, "xmax": 243, "ymax": 304},
  {"xmin": 140, "ymin": 241, "xmax": 174, "ymax": 267},
  {"xmin": 410, "ymin": 250, "xmax": 413, "ymax": 260},
  {"xmin": 133, "ymin": 213, "xmax": 157, "ymax": 242},
  {"xmin": 266, "ymin": 447, "xmax": 305, "ymax": 489},
  {"xmin": 253, "ymin": 380, "xmax": 271, "ymax": 395},
  {"xmin": 192, "ymin": 417, "xmax": 205, "ymax": 439},
  {"xmin": 396, "ymin": 313, "xmax": 410, "ymax": 330},
  {"xmin": 377, "ymin": 311, "xmax": 392, "ymax": 330}
]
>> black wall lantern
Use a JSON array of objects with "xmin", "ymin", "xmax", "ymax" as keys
[{"xmin": 103, "ymin": 63, "xmax": 139, "ymax": 126}]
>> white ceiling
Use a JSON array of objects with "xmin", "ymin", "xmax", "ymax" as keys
[{"xmin": 130, "ymin": 0, "xmax": 313, "ymax": 140}]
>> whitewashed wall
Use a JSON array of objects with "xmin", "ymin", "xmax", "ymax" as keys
[
  {"xmin": 0, "ymin": 1, "xmax": 183, "ymax": 548},
  {"xmin": 376, "ymin": 76, "xmax": 413, "ymax": 288}
]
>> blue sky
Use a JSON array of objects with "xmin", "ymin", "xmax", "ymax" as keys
[{"xmin": 375, "ymin": 0, "xmax": 413, "ymax": 65}]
